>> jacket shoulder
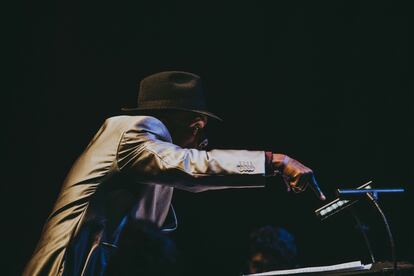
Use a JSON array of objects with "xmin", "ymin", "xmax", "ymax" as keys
[{"xmin": 105, "ymin": 115, "xmax": 172, "ymax": 142}]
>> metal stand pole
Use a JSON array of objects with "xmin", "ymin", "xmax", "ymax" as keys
[{"xmin": 366, "ymin": 193, "xmax": 397, "ymax": 276}]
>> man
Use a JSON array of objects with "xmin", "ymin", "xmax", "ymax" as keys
[{"xmin": 23, "ymin": 71, "xmax": 325, "ymax": 276}]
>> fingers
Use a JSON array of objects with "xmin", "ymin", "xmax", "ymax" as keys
[
  {"xmin": 283, "ymin": 175, "xmax": 292, "ymax": 192},
  {"xmin": 290, "ymin": 173, "xmax": 309, "ymax": 193},
  {"xmin": 279, "ymin": 156, "xmax": 326, "ymax": 200},
  {"xmin": 286, "ymin": 172, "xmax": 325, "ymax": 201}
]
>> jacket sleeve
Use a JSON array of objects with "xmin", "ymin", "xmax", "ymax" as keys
[{"xmin": 116, "ymin": 117, "xmax": 268, "ymax": 192}]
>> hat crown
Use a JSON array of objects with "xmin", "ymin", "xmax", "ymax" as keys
[
  {"xmin": 137, "ymin": 71, "xmax": 206, "ymax": 110},
  {"xmin": 122, "ymin": 71, "xmax": 222, "ymax": 121}
]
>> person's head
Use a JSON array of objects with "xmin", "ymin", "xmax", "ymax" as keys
[
  {"xmin": 146, "ymin": 109, "xmax": 208, "ymax": 149},
  {"xmin": 122, "ymin": 71, "xmax": 221, "ymax": 148},
  {"xmin": 247, "ymin": 226, "xmax": 299, "ymax": 274}
]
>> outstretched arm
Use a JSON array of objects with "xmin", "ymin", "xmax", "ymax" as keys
[
  {"xmin": 116, "ymin": 117, "xmax": 325, "ymax": 199},
  {"xmin": 117, "ymin": 126, "xmax": 268, "ymax": 192}
]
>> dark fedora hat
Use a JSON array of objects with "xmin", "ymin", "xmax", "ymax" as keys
[{"xmin": 122, "ymin": 71, "xmax": 222, "ymax": 121}]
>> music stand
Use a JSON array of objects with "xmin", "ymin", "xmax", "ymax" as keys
[{"xmin": 315, "ymin": 181, "xmax": 405, "ymax": 276}]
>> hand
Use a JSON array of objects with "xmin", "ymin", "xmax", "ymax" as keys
[{"xmin": 272, "ymin": 154, "xmax": 326, "ymax": 200}]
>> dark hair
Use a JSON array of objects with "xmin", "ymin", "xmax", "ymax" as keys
[{"xmin": 248, "ymin": 226, "xmax": 299, "ymax": 273}]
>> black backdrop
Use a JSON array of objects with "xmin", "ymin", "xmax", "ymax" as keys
[{"xmin": 5, "ymin": 1, "xmax": 413, "ymax": 275}]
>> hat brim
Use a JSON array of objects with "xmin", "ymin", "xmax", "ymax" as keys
[{"xmin": 121, "ymin": 107, "xmax": 223, "ymax": 122}]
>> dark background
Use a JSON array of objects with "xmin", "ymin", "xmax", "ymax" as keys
[{"xmin": 5, "ymin": 1, "xmax": 413, "ymax": 275}]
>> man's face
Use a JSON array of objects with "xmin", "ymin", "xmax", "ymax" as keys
[{"xmin": 167, "ymin": 112, "xmax": 208, "ymax": 149}]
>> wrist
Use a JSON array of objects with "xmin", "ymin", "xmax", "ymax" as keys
[{"xmin": 272, "ymin": 154, "xmax": 290, "ymax": 174}]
